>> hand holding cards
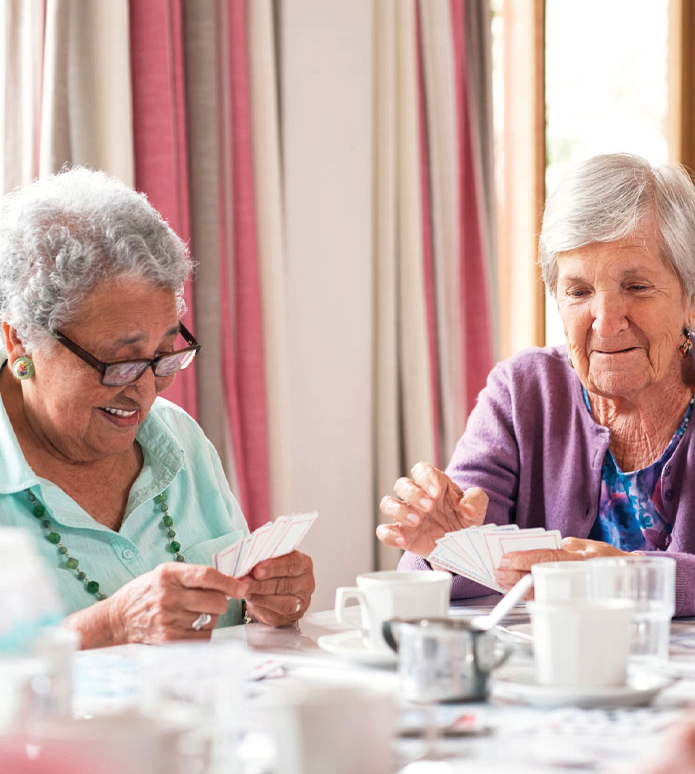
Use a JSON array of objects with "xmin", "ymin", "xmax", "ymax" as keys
[
  {"xmin": 214, "ymin": 511, "xmax": 318, "ymax": 578},
  {"xmin": 427, "ymin": 524, "xmax": 561, "ymax": 593}
]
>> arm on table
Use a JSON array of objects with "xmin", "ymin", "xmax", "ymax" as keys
[{"xmin": 64, "ymin": 563, "xmax": 243, "ymax": 649}]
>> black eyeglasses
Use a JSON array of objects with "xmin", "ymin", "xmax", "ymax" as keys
[{"xmin": 52, "ymin": 323, "xmax": 201, "ymax": 387}]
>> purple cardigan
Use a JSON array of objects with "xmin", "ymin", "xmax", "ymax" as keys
[{"xmin": 399, "ymin": 345, "xmax": 695, "ymax": 617}]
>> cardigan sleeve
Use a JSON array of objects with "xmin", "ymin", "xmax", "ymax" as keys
[
  {"xmin": 665, "ymin": 551, "xmax": 695, "ymax": 618},
  {"xmin": 444, "ymin": 361, "xmax": 521, "ymax": 525}
]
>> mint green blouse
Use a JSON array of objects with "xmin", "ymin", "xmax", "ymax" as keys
[{"xmin": 0, "ymin": 381, "xmax": 248, "ymax": 627}]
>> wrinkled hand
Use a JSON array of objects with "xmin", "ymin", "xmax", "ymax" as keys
[
  {"xmin": 376, "ymin": 461, "xmax": 488, "ymax": 558},
  {"xmin": 107, "ymin": 562, "xmax": 243, "ymax": 644},
  {"xmin": 638, "ymin": 718, "xmax": 695, "ymax": 774},
  {"xmin": 239, "ymin": 551, "xmax": 315, "ymax": 627},
  {"xmin": 493, "ymin": 537, "xmax": 629, "ymax": 592}
]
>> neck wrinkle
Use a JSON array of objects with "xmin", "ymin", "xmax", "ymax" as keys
[{"xmin": 589, "ymin": 381, "xmax": 693, "ymax": 471}]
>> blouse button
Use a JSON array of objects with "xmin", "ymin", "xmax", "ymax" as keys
[
  {"xmin": 664, "ymin": 465, "xmax": 671, "ymax": 477},
  {"xmin": 664, "ymin": 490, "xmax": 674, "ymax": 502},
  {"xmin": 122, "ymin": 548, "xmax": 134, "ymax": 560}
]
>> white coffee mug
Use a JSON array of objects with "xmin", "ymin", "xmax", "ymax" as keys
[
  {"xmin": 262, "ymin": 684, "xmax": 395, "ymax": 774},
  {"xmin": 335, "ymin": 571, "xmax": 451, "ymax": 651},
  {"xmin": 528, "ymin": 598, "xmax": 634, "ymax": 687},
  {"xmin": 531, "ymin": 561, "xmax": 592, "ymax": 602}
]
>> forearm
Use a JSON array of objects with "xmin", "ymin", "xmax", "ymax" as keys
[
  {"xmin": 63, "ymin": 600, "xmax": 121, "ymax": 650},
  {"xmin": 398, "ymin": 551, "xmax": 493, "ymax": 600}
]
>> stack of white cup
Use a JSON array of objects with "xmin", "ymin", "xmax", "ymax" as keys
[{"xmin": 527, "ymin": 556, "xmax": 676, "ymax": 688}]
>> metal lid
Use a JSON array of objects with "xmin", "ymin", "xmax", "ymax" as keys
[{"xmin": 386, "ymin": 616, "xmax": 484, "ymax": 633}]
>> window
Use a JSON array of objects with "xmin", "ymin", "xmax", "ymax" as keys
[
  {"xmin": 545, "ymin": 0, "xmax": 669, "ymax": 345},
  {"xmin": 492, "ymin": 0, "xmax": 671, "ymax": 353}
]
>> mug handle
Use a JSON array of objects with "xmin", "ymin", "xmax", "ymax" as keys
[
  {"xmin": 335, "ymin": 587, "xmax": 370, "ymax": 639},
  {"xmin": 472, "ymin": 633, "xmax": 513, "ymax": 674}
]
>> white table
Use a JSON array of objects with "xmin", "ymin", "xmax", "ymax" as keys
[{"xmin": 72, "ymin": 597, "xmax": 695, "ymax": 773}]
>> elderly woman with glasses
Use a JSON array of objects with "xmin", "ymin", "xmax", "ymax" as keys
[
  {"xmin": 378, "ymin": 153, "xmax": 695, "ymax": 616},
  {"xmin": 0, "ymin": 168, "xmax": 314, "ymax": 647}
]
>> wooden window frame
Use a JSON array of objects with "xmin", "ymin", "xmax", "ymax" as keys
[
  {"xmin": 499, "ymin": 0, "xmax": 546, "ymax": 358},
  {"xmin": 669, "ymin": 0, "xmax": 695, "ymax": 169}
]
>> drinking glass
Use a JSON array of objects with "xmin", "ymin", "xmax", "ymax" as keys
[
  {"xmin": 258, "ymin": 684, "xmax": 396, "ymax": 774},
  {"xmin": 588, "ymin": 555, "xmax": 676, "ymax": 666},
  {"xmin": 137, "ymin": 640, "xmax": 247, "ymax": 774}
]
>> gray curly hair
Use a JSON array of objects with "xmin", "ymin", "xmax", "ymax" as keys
[
  {"xmin": 540, "ymin": 153, "xmax": 695, "ymax": 301},
  {"xmin": 0, "ymin": 167, "xmax": 192, "ymax": 355}
]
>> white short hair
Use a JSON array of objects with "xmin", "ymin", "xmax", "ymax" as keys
[
  {"xmin": 539, "ymin": 153, "xmax": 695, "ymax": 300},
  {"xmin": 0, "ymin": 166, "xmax": 192, "ymax": 354}
]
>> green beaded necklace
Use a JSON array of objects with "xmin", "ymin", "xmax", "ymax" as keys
[{"xmin": 25, "ymin": 488, "xmax": 184, "ymax": 600}]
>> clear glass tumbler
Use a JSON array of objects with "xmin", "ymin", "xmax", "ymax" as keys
[{"xmin": 588, "ymin": 555, "xmax": 676, "ymax": 666}]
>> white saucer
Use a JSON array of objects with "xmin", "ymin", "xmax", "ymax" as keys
[
  {"xmin": 317, "ymin": 630, "xmax": 397, "ymax": 667},
  {"xmin": 491, "ymin": 666, "xmax": 672, "ymax": 709}
]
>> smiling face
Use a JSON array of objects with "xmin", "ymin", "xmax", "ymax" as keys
[
  {"xmin": 11, "ymin": 277, "xmax": 180, "ymax": 464},
  {"xmin": 556, "ymin": 218, "xmax": 695, "ymax": 402}
]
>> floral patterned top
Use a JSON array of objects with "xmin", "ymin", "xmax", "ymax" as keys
[{"xmin": 585, "ymin": 388, "xmax": 695, "ymax": 552}]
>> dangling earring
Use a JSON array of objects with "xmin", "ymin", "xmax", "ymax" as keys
[
  {"xmin": 680, "ymin": 328, "xmax": 693, "ymax": 359},
  {"xmin": 12, "ymin": 356, "xmax": 34, "ymax": 380}
]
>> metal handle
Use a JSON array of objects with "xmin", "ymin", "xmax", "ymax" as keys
[{"xmin": 472, "ymin": 631, "xmax": 513, "ymax": 675}]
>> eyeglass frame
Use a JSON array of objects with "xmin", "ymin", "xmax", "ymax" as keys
[{"xmin": 51, "ymin": 322, "xmax": 201, "ymax": 386}]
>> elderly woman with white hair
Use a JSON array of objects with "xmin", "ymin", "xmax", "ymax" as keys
[
  {"xmin": 378, "ymin": 153, "xmax": 695, "ymax": 615},
  {"xmin": 0, "ymin": 167, "xmax": 314, "ymax": 647}
]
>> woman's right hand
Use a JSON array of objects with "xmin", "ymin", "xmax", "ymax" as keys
[
  {"xmin": 108, "ymin": 563, "xmax": 242, "ymax": 644},
  {"xmin": 376, "ymin": 461, "xmax": 489, "ymax": 558},
  {"xmin": 67, "ymin": 563, "xmax": 243, "ymax": 647}
]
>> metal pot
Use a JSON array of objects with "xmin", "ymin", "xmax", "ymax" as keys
[{"xmin": 382, "ymin": 617, "xmax": 511, "ymax": 703}]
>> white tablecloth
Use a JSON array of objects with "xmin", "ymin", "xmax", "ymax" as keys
[{"xmin": 72, "ymin": 596, "xmax": 695, "ymax": 773}]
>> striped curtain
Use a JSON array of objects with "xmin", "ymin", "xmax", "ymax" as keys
[
  {"xmin": 374, "ymin": 0, "xmax": 496, "ymax": 568},
  {"xmin": 0, "ymin": 0, "xmax": 496, "ymax": 599}
]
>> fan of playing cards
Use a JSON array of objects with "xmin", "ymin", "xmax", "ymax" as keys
[
  {"xmin": 427, "ymin": 524, "xmax": 562, "ymax": 593},
  {"xmin": 214, "ymin": 511, "xmax": 318, "ymax": 579}
]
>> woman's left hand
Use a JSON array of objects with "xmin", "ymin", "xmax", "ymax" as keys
[
  {"xmin": 239, "ymin": 550, "xmax": 315, "ymax": 626},
  {"xmin": 493, "ymin": 537, "xmax": 629, "ymax": 591},
  {"xmin": 638, "ymin": 717, "xmax": 695, "ymax": 774}
]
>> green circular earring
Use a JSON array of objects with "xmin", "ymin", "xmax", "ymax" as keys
[{"xmin": 12, "ymin": 356, "xmax": 35, "ymax": 380}]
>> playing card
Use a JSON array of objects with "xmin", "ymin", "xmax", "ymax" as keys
[
  {"xmin": 232, "ymin": 534, "xmax": 253, "ymax": 577},
  {"xmin": 462, "ymin": 528, "xmax": 498, "ymax": 584},
  {"xmin": 214, "ymin": 540, "xmax": 241, "ymax": 576},
  {"xmin": 468, "ymin": 526, "xmax": 542, "ymax": 581},
  {"xmin": 236, "ymin": 522, "xmax": 274, "ymax": 577},
  {"xmin": 482, "ymin": 529, "xmax": 561, "ymax": 572},
  {"xmin": 437, "ymin": 533, "xmax": 486, "ymax": 578},
  {"xmin": 430, "ymin": 542, "xmax": 495, "ymax": 588},
  {"xmin": 213, "ymin": 511, "xmax": 318, "ymax": 578},
  {"xmin": 426, "ymin": 525, "xmax": 563, "ymax": 594},
  {"xmin": 428, "ymin": 548, "xmax": 505, "ymax": 592},
  {"xmin": 432, "ymin": 528, "xmax": 488, "ymax": 582},
  {"xmin": 271, "ymin": 511, "xmax": 318, "ymax": 557},
  {"xmin": 255, "ymin": 517, "xmax": 293, "ymax": 562}
]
